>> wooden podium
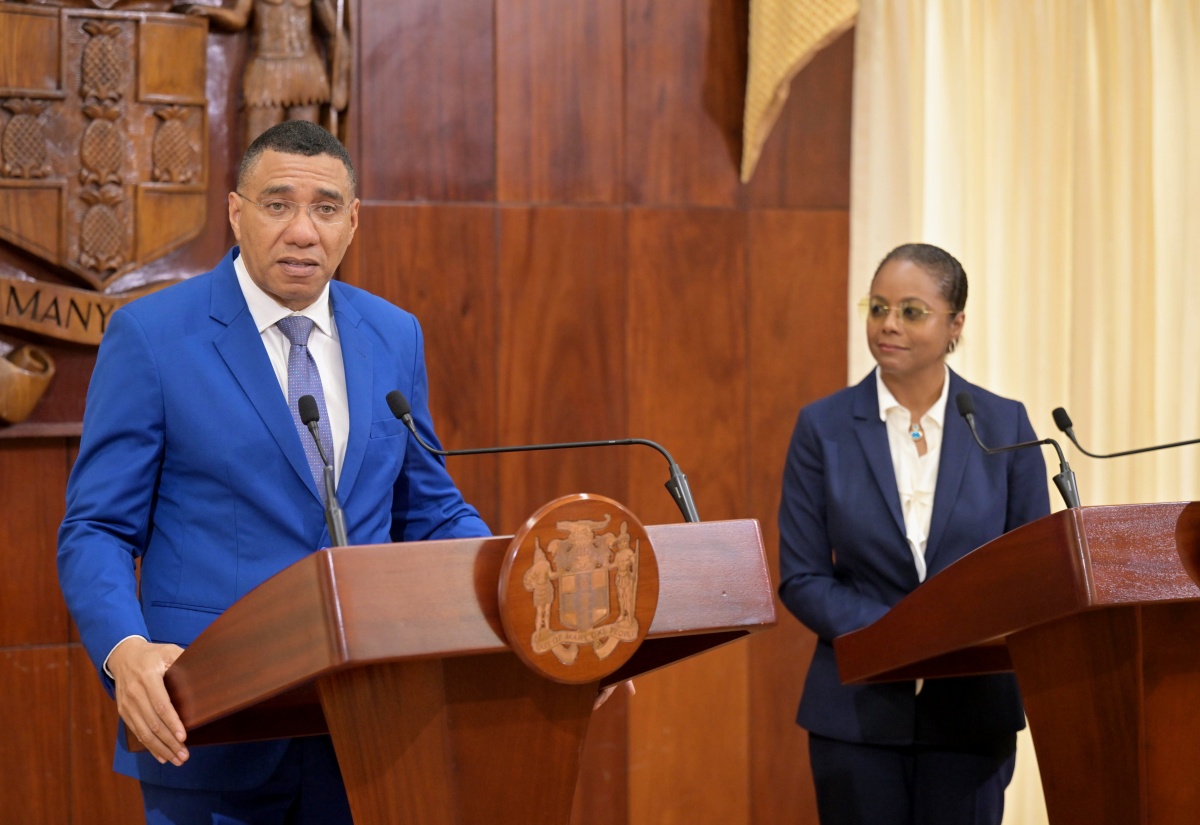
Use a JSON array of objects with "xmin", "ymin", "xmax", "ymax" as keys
[
  {"xmin": 157, "ymin": 510, "xmax": 774, "ymax": 825},
  {"xmin": 835, "ymin": 502, "xmax": 1200, "ymax": 825}
]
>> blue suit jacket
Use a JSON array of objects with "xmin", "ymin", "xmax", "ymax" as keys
[
  {"xmin": 778, "ymin": 370, "xmax": 1050, "ymax": 747},
  {"xmin": 58, "ymin": 248, "xmax": 490, "ymax": 790}
]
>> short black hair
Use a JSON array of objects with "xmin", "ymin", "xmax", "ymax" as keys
[
  {"xmin": 873, "ymin": 243, "xmax": 968, "ymax": 313},
  {"xmin": 237, "ymin": 120, "xmax": 357, "ymax": 197}
]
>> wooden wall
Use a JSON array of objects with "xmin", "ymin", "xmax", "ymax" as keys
[{"xmin": 0, "ymin": 1, "xmax": 852, "ymax": 822}]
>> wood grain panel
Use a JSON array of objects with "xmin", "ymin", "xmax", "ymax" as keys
[
  {"xmin": 0, "ymin": 647, "xmax": 69, "ymax": 823},
  {"xmin": 342, "ymin": 204, "xmax": 499, "ymax": 527},
  {"xmin": 69, "ymin": 645, "xmax": 144, "ymax": 824},
  {"xmin": 0, "ymin": 439, "xmax": 70, "ymax": 646},
  {"xmin": 629, "ymin": 644, "xmax": 750, "ymax": 825},
  {"xmin": 745, "ymin": 30, "xmax": 855, "ymax": 210},
  {"xmin": 356, "ymin": 0, "xmax": 495, "ymax": 202},
  {"xmin": 625, "ymin": 0, "xmax": 748, "ymax": 207},
  {"xmin": 626, "ymin": 207, "xmax": 746, "ymax": 523},
  {"xmin": 571, "ymin": 685, "xmax": 629, "ymax": 825},
  {"xmin": 494, "ymin": 206, "xmax": 627, "ymax": 532},
  {"xmin": 496, "ymin": 0, "xmax": 624, "ymax": 204},
  {"xmin": 746, "ymin": 210, "xmax": 849, "ymax": 823},
  {"xmin": 625, "ymin": 207, "xmax": 749, "ymax": 824}
]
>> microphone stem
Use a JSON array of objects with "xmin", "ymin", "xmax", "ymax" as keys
[
  {"xmin": 965, "ymin": 413, "xmax": 1081, "ymax": 510},
  {"xmin": 323, "ymin": 463, "xmax": 349, "ymax": 546},
  {"xmin": 401, "ymin": 415, "xmax": 701, "ymax": 523},
  {"xmin": 307, "ymin": 419, "xmax": 349, "ymax": 546}
]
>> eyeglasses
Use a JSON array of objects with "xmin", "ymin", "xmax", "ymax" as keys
[
  {"xmin": 235, "ymin": 191, "xmax": 351, "ymax": 225},
  {"xmin": 858, "ymin": 297, "xmax": 959, "ymax": 325}
]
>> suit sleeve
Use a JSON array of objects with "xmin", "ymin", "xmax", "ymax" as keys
[
  {"xmin": 388, "ymin": 319, "xmax": 490, "ymax": 542},
  {"xmin": 1006, "ymin": 402, "xmax": 1052, "ymax": 531},
  {"xmin": 57, "ymin": 310, "xmax": 165, "ymax": 693},
  {"xmin": 777, "ymin": 409, "xmax": 891, "ymax": 642}
]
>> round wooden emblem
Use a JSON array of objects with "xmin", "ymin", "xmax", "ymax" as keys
[{"xmin": 498, "ymin": 494, "xmax": 659, "ymax": 684}]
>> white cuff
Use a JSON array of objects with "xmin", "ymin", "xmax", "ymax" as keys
[{"xmin": 103, "ymin": 635, "xmax": 148, "ymax": 679}]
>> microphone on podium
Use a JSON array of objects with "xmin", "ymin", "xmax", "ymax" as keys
[
  {"xmin": 955, "ymin": 392, "xmax": 1082, "ymax": 510},
  {"xmin": 1052, "ymin": 407, "xmax": 1200, "ymax": 459},
  {"xmin": 384, "ymin": 389, "xmax": 700, "ymax": 523},
  {"xmin": 298, "ymin": 394, "xmax": 349, "ymax": 547}
]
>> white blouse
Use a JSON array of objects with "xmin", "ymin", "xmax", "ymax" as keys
[{"xmin": 875, "ymin": 365, "xmax": 950, "ymax": 584}]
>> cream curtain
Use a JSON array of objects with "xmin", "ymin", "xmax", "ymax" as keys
[
  {"xmin": 850, "ymin": 0, "xmax": 1200, "ymax": 512},
  {"xmin": 849, "ymin": 2, "xmax": 1200, "ymax": 822}
]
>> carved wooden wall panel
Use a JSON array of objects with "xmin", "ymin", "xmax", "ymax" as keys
[
  {"xmin": 494, "ymin": 206, "xmax": 629, "ymax": 532},
  {"xmin": 0, "ymin": 439, "xmax": 69, "ymax": 646},
  {"xmin": 0, "ymin": 647, "xmax": 70, "ymax": 822},
  {"xmin": 355, "ymin": 0, "xmax": 494, "ymax": 202},
  {"xmin": 624, "ymin": 0, "xmax": 748, "ymax": 207},
  {"xmin": 496, "ymin": 0, "xmax": 624, "ymax": 204},
  {"xmin": 623, "ymin": 207, "xmax": 752, "ymax": 824},
  {"xmin": 347, "ymin": 203, "xmax": 500, "ymax": 526}
]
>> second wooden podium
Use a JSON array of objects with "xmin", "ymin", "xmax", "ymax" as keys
[
  {"xmin": 153, "ymin": 495, "xmax": 775, "ymax": 824},
  {"xmin": 835, "ymin": 501, "xmax": 1200, "ymax": 825}
]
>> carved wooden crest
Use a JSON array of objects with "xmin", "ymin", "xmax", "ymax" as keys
[
  {"xmin": 0, "ymin": 3, "xmax": 208, "ymax": 289},
  {"xmin": 499, "ymin": 494, "xmax": 660, "ymax": 685}
]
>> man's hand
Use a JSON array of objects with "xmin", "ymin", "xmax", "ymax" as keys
[{"xmin": 107, "ymin": 637, "xmax": 189, "ymax": 766}]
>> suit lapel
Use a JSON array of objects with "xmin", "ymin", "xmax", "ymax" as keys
[
  {"xmin": 925, "ymin": 370, "xmax": 970, "ymax": 571},
  {"xmin": 209, "ymin": 254, "xmax": 321, "ymax": 503},
  {"xmin": 851, "ymin": 376, "xmax": 905, "ymax": 536},
  {"xmin": 330, "ymin": 284, "xmax": 371, "ymax": 504}
]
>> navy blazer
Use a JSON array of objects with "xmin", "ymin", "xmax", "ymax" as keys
[
  {"xmin": 778, "ymin": 370, "xmax": 1050, "ymax": 747},
  {"xmin": 58, "ymin": 248, "xmax": 490, "ymax": 790}
]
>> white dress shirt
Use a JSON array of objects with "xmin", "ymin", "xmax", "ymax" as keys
[
  {"xmin": 875, "ymin": 365, "xmax": 950, "ymax": 584},
  {"xmin": 234, "ymin": 253, "xmax": 349, "ymax": 480}
]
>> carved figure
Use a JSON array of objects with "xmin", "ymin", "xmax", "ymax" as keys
[
  {"xmin": 177, "ymin": 0, "xmax": 351, "ymax": 147},
  {"xmin": 611, "ymin": 523, "xmax": 636, "ymax": 621},
  {"xmin": 522, "ymin": 542, "xmax": 555, "ymax": 634}
]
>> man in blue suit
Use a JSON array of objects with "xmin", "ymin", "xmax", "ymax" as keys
[{"xmin": 58, "ymin": 120, "xmax": 489, "ymax": 824}]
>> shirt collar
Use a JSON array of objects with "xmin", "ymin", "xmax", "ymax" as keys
[
  {"xmin": 233, "ymin": 250, "xmax": 334, "ymax": 336},
  {"xmin": 875, "ymin": 364, "xmax": 951, "ymax": 428}
]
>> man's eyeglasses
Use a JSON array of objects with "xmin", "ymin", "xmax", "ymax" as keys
[
  {"xmin": 235, "ymin": 191, "xmax": 351, "ymax": 225},
  {"xmin": 858, "ymin": 297, "xmax": 958, "ymax": 325}
]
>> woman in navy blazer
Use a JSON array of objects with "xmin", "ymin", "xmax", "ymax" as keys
[{"xmin": 778, "ymin": 244, "xmax": 1050, "ymax": 825}]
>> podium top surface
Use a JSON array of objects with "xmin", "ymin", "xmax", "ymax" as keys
[
  {"xmin": 835, "ymin": 502, "xmax": 1200, "ymax": 684},
  {"xmin": 166, "ymin": 518, "xmax": 774, "ymax": 733}
]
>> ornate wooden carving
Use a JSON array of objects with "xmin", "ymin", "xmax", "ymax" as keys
[
  {"xmin": 177, "ymin": 0, "xmax": 353, "ymax": 148},
  {"xmin": 0, "ymin": 1, "xmax": 209, "ymax": 427},
  {"xmin": 499, "ymin": 494, "xmax": 660, "ymax": 685}
]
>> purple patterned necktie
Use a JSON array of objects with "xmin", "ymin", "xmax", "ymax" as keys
[{"xmin": 277, "ymin": 316, "xmax": 334, "ymax": 503}]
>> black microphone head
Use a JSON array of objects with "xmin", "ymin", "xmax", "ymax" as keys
[
  {"xmin": 385, "ymin": 390, "xmax": 412, "ymax": 420},
  {"xmin": 955, "ymin": 392, "xmax": 975, "ymax": 418},
  {"xmin": 298, "ymin": 394, "xmax": 320, "ymax": 426},
  {"xmin": 1052, "ymin": 407, "xmax": 1074, "ymax": 433}
]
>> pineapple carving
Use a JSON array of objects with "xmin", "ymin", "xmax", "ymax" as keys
[
  {"xmin": 79, "ymin": 185, "xmax": 125, "ymax": 274},
  {"xmin": 80, "ymin": 103, "xmax": 123, "ymax": 185},
  {"xmin": 81, "ymin": 20, "xmax": 124, "ymax": 103},
  {"xmin": 153, "ymin": 107, "xmax": 199, "ymax": 183},
  {"xmin": 2, "ymin": 99, "xmax": 51, "ymax": 179}
]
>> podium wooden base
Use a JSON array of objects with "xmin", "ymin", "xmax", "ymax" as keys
[
  {"xmin": 1010, "ymin": 601, "xmax": 1200, "ymax": 825},
  {"xmin": 320, "ymin": 654, "xmax": 597, "ymax": 825}
]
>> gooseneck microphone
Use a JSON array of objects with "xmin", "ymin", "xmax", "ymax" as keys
[
  {"xmin": 1053, "ymin": 406, "xmax": 1200, "ymax": 459},
  {"xmin": 298, "ymin": 394, "xmax": 349, "ymax": 547},
  {"xmin": 955, "ymin": 392, "xmax": 1081, "ymax": 510},
  {"xmin": 385, "ymin": 389, "xmax": 700, "ymax": 523}
]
